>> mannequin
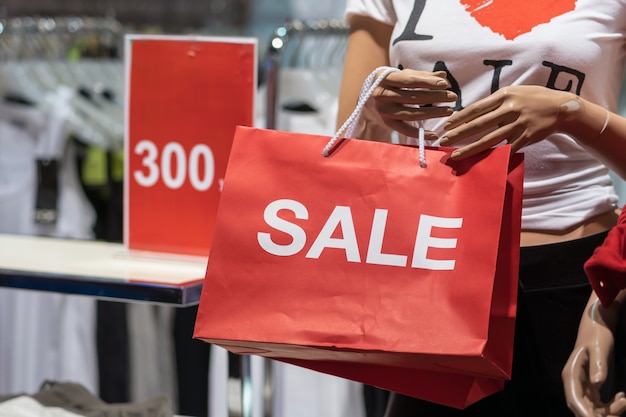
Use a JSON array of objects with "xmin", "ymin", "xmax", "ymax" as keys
[{"xmin": 336, "ymin": 1, "xmax": 626, "ymax": 415}]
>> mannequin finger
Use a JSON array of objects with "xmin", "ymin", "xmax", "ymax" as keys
[
  {"xmin": 441, "ymin": 113, "xmax": 517, "ymax": 147},
  {"xmin": 448, "ymin": 121, "xmax": 524, "ymax": 159},
  {"xmin": 381, "ymin": 69, "xmax": 450, "ymax": 90},
  {"xmin": 441, "ymin": 111, "xmax": 515, "ymax": 145},
  {"xmin": 446, "ymin": 139, "xmax": 496, "ymax": 160},
  {"xmin": 375, "ymin": 87, "xmax": 457, "ymax": 105},
  {"xmin": 499, "ymin": 126, "xmax": 529, "ymax": 154},
  {"xmin": 607, "ymin": 392, "xmax": 626, "ymax": 416},
  {"xmin": 444, "ymin": 96, "xmax": 503, "ymax": 128}
]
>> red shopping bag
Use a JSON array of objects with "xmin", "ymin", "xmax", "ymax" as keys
[{"xmin": 194, "ymin": 125, "xmax": 524, "ymax": 409}]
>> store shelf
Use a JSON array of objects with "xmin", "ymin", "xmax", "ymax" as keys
[{"xmin": 0, "ymin": 233, "xmax": 206, "ymax": 306}]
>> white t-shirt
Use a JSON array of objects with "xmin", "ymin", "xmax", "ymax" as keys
[{"xmin": 346, "ymin": 0, "xmax": 623, "ymax": 230}]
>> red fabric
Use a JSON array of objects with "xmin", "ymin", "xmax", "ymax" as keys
[{"xmin": 585, "ymin": 206, "xmax": 626, "ymax": 307}]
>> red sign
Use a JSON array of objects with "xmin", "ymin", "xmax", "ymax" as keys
[{"xmin": 125, "ymin": 35, "xmax": 256, "ymax": 256}]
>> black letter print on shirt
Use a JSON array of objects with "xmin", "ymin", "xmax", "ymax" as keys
[
  {"xmin": 484, "ymin": 60, "xmax": 513, "ymax": 93},
  {"xmin": 542, "ymin": 61, "xmax": 585, "ymax": 95},
  {"xmin": 432, "ymin": 60, "xmax": 512, "ymax": 111},
  {"xmin": 393, "ymin": 0, "xmax": 433, "ymax": 45}
]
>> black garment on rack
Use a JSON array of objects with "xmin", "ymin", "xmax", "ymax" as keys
[
  {"xmin": 75, "ymin": 141, "xmax": 130, "ymax": 403},
  {"xmin": 364, "ymin": 386, "xmax": 390, "ymax": 417},
  {"xmin": 174, "ymin": 305, "xmax": 211, "ymax": 417},
  {"xmin": 96, "ymin": 301, "xmax": 130, "ymax": 403}
]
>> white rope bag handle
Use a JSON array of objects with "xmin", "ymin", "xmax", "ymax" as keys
[{"xmin": 323, "ymin": 66, "xmax": 427, "ymax": 168}]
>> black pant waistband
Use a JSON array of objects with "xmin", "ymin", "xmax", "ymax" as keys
[{"xmin": 518, "ymin": 231, "xmax": 609, "ymax": 291}]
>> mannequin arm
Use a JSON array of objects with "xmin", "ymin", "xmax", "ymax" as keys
[
  {"xmin": 438, "ymin": 87, "xmax": 626, "ymax": 179},
  {"xmin": 565, "ymin": 99, "xmax": 626, "ymax": 181},
  {"xmin": 337, "ymin": 15, "xmax": 394, "ymax": 141}
]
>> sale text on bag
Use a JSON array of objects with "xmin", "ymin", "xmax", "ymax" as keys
[{"xmin": 258, "ymin": 199, "xmax": 463, "ymax": 271}]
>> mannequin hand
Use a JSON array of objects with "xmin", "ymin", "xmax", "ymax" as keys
[
  {"xmin": 440, "ymin": 85, "xmax": 575, "ymax": 159},
  {"xmin": 562, "ymin": 296, "xmax": 626, "ymax": 417},
  {"xmin": 563, "ymin": 345, "xmax": 626, "ymax": 417},
  {"xmin": 373, "ymin": 69, "xmax": 457, "ymax": 139}
]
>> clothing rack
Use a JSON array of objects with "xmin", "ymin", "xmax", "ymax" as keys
[
  {"xmin": 0, "ymin": 15, "xmax": 126, "ymax": 150},
  {"xmin": 0, "ymin": 0, "xmax": 251, "ymax": 33},
  {"xmin": 0, "ymin": 16, "xmax": 123, "ymax": 60},
  {"xmin": 263, "ymin": 18, "xmax": 349, "ymax": 130},
  {"xmin": 1, "ymin": 16, "xmax": 122, "ymax": 34}
]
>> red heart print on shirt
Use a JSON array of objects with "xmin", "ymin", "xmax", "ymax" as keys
[{"xmin": 460, "ymin": 0, "xmax": 577, "ymax": 40}]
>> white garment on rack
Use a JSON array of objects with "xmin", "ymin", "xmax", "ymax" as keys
[
  {"xmin": 0, "ymin": 90, "xmax": 98, "ymax": 396},
  {"xmin": 255, "ymin": 67, "xmax": 343, "ymax": 135},
  {"xmin": 273, "ymin": 364, "xmax": 366, "ymax": 417},
  {"xmin": 0, "ymin": 396, "xmax": 84, "ymax": 417},
  {"xmin": 127, "ymin": 305, "xmax": 177, "ymax": 407},
  {"xmin": 209, "ymin": 345, "xmax": 266, "ymax": 417}
]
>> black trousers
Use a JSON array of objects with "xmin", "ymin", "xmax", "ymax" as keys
[{"xmin": 385, "ymin": 231, "xmax": 625, "ymax": 417}]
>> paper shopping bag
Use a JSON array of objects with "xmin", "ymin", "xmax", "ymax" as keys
[{"xmin": 194, "ymin": 125, "xmax": 524, "ymax": 409}]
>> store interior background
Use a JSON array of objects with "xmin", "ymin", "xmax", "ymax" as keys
[{"xmin": 0, "ymin": 1, "xmax": 625, "ymax": 417}]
